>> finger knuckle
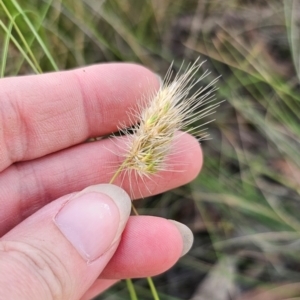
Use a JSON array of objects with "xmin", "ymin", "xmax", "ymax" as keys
[{"xmin": 0, "ymin": 240, "xmax": 72, "ymax": 299}]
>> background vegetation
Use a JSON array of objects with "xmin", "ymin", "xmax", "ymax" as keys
[{"xmin": 1, "ymin": 0, "xmax": 300, "ymax": 299}]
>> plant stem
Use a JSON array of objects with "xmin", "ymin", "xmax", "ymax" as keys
[
  {"xmin": 147, "ymin": 277, "xmax": 160, "ymax": 300},
  {"xmin": 109, "ymin": 161, "xmax": 127, "ymax": 184},
  {"xmin": 126, "ymin": 279, "xmax": 138, "ymax": 300},
  {"xmin": 109, "ymin": 160, "xmax": 160, "ymax": 300},
  {"xmin": 131, "ymin": 203, "xmax": 139, "ymax": 215}
]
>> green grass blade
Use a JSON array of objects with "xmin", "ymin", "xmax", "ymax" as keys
[
  {"xmin": 146, "ymin": 277, "xmax": 160, "ymax": 300},
  {"xmin": 126, "ymin": 279, "xmax": 138, "ymax": 300},
  {"xmin": 0, "ymin": 19, "xmax": 13, "ymax": 77},
  {"xmin": 0, "ymin": 0, "xmax": 42, "ymax": 73},
  {"xmin": 284, "ymin": 0, "xmax": 300, "ymax": 81},
  {"xmin": 14, "ymin": 1, "xmax": 54, "ymax": 74},
  {"xmin": 0, "ymin": 20, "xmax": 39, "ymax": 74},
  {"xmin": 9, "ymin": 0, "xmax": 59, "ymax": 71}
]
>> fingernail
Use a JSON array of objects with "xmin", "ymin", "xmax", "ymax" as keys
[
  {"xmin": 54, "ymin": 184, "xmax": 131, "ymax": 262},
  {"xmin": 155, "ymin": 73, "xmax": 163, "ymax": 87},
  {"xmin": 168, "ymin": 220, "xmax": 194, "ymax": 256}
]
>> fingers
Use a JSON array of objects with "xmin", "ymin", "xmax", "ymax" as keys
[
  {"xmin": 84, "ymin": 217, "xmax": 193, "ymax": 299},
  {"xmin": 0, "ymin": 184, "xmax": 194, "ymax": 300},
  {"xmin": 101, "ymin": 216, "xmax": 192, "ymax": 279},
  {"xmin": 81, "ymin": 279, "xmax": 118, "ymax": 300},
  {"xmin": 0, "ymin": 63, "xmax": 159, "ymax": 171},
  {"xmin": 0, "ymin": 133, "xmax": 202, "ymax": 236},
  {"xmin": 0, "ymin": 184, "xmax": 132, "ymax": 300}
]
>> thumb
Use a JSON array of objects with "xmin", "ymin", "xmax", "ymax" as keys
[{"xmin": 0, "ymin": 184, "xmax": 131, "ymax": 300}]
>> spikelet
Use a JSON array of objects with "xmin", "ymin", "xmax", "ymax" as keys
[{"xmin": 114, "ymin": 59, "xmax": 221, "ymax": 180}]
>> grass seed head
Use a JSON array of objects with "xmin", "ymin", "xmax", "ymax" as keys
[{"xmin": 120, "ymin": 59, "xmax": 221, "ymax": 177}]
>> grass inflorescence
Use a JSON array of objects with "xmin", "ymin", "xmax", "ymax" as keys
[
  {"xmin": 109, "ymin": 59, "xmax": 221, "ymax": 300},
  {"xmin": 3, "ymin": 1, "xmax": 300, "ymax": 299},
  {"xmin": 112, "ymin": 59, "xmax": 221, "ymax": 183}
]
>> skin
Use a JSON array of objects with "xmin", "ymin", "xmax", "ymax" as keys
[{"xmin": 0, "ymin": 63, "xmax": 203, "ymax": 299}]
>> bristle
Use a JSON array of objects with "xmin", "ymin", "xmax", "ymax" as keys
[{"xmin": 119, "ymin": 59, "xmax": 222, "ymax": 177}]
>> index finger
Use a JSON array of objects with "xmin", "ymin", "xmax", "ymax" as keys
[{"xmin": 0, "ymin": 63, "xmax": 159, "ymax": 171}]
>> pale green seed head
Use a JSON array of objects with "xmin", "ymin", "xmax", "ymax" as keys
[{"xmin": 120, "ymin": 59, "xmax": 221, "ymax": 177}]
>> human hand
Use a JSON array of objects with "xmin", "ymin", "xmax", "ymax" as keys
[{"xmin": 0, "ymin": 63, "xmax": 202, "ymax": 299}]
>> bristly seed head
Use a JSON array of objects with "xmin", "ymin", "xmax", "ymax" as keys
[{"xmin": 119, "ymin": 58, "xmax": 221, "ymax": 177}]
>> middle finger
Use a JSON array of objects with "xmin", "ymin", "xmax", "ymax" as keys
[{"xmin": 0, "ymin": 133, "xmax": 202, "ymax": 236}]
